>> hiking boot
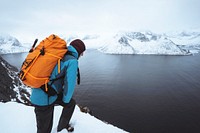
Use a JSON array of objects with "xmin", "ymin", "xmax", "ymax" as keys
[
  {"xmin": 57, "ymin": 124, "xmax": 74, "ymax": 132},
  {"xmin": 66, "ymin": 125, "xmax": 74, "ymax": 132}
]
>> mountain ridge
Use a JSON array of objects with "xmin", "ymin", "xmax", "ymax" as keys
[{"xmin": 0, "ymin": 31, "xmax": 200, "ymax": 55}]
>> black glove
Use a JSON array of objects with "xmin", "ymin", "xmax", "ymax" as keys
[{"xmin": 40, "ymin": 84, "xmax": 57, "ymax": 96}]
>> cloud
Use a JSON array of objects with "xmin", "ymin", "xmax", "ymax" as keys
[{"xmin": 0, "ymin": 0, "xmax": 200, "ymax": 42}]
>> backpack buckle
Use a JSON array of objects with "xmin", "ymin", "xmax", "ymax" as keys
[
  {"xmin": 19, "ymin": 71, "xmax": 26, "ymax": 81},
  {"xmin": 40, "ymin": 47, "xmax": 45, "ymax": 55}
]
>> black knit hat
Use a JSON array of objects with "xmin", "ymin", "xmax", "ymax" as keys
[{"xmin": 70, "ymin": 39, "xmax": 86, "ymax": 57}]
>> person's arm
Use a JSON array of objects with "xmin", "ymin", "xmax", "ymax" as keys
[{"xmin": 62, "ymin": 59, "xmax": 78, "ymax": 103}]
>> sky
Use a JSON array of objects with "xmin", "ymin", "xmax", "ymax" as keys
[{"xmin": 0, "ymin": 0, "xmax": 200, "ymax": 42}]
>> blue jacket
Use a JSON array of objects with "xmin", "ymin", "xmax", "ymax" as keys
[{"xmin": 30, "ymin": 46, "xmax": 78, "ymax": 106}]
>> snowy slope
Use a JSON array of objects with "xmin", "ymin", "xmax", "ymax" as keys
[
  {"xmin": 0, "ymin": 34, "xmax": 29, "ymax": 54},
  {"xmin": 98, "ymin": 34, "xmax": 135, "ymax": 54},
  {"xmin": 0, "ymin": 102, "xmax": 128, "ymax": 133}
]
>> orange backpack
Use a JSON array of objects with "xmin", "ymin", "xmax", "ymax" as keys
[{"xmin": 19, "ymin": 34, "xmax": 67, "ymax": 91}]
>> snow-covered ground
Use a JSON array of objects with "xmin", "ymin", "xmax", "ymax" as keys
[{"xmin": 0, "ymin": 102, "xmax": 128, "ymax": 133}]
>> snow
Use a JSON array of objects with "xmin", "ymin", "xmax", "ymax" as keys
[
  {"xmin": 129, "ymin": 36, "xmax": 185, "ymax": 55},
  {"xmin": 98, "ymin": 34, "xmax": 135, "ymax": 54},
  {"xmin": 0, "ymin": 102, "xmax": 128, "ymax": 133}
]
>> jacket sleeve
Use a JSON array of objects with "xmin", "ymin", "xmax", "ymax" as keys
[{"xmin": 62, "ymin": 59, "xmax": 78, "ymax": 103}]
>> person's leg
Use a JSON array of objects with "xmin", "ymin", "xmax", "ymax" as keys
[
  {"xmin": 56, "ymin": 97, "xmax": 76, "ymax": 132},
  {"xmin": 34, "ymin": 104, "xmax": 54, "ymax": 133}
]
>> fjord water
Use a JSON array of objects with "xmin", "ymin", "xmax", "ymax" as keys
[{"xmin": 2, "ymin": 50, "xmax": 200, "ymax": 133}]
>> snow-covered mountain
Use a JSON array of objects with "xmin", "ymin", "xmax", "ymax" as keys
[
  {"xmin": 0, "ymin": 34, "xmax": 29, "ymax": 54},
  {"xmin": 1, "ymin": 31, "xmax": 200, "ymax": 55},
  {"xmin": 0, "ymin": 56, "xmax": 31, "ymax": 105},
  {"xmin": 98, "ymin": 31, "xmax": 190, "ymax": 55},
  {"xmin": 166, "ymin": 31, "xmax": 200, "ymax": 53},
  {"xmin": 79, "ymin": 31, "xmax": 200, "ymax": 55}
]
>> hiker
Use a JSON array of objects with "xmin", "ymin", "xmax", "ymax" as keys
[{"xmin": 30, "ymin": 39, "xmax": 86, "ymax": 133}]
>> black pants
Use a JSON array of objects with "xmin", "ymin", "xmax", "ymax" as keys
[{"xmin": 34, "ymin": 94, "xmax": 76, "ymax": 133}]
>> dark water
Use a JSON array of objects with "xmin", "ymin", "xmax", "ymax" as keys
[
  {"xmin": 1, "ymin": 53, "xmax": 28, "ymax": 69},
  {"xmin": 2, "ymin": 51, "xmax": 200, "ymax": 133}
]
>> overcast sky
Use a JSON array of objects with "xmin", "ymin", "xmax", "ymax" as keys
[{"xmin": 0, "ymin": 0, "xmax": 200, "ymax": 42}]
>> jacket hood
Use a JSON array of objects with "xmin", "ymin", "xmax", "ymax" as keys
[{"xmin": 67, "ymin": 45, "xmax": 79, "ymax": 59}]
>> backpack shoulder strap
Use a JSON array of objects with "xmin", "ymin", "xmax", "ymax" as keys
[
  {"xmin": 52, "ymin": 51, "xmax": 81, "ymax": 85},
  {"xmin": 65, "ymin": 51, "xmax": 81, "ymax": 85},
  {"xmin": 65, "ymin": 51, "xmax": 73, "ymax": 56}
]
